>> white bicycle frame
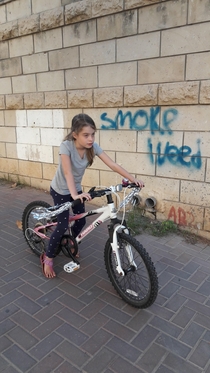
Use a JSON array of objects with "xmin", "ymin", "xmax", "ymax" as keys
[{"xmin": 32, "ymin": 185, "xmax": 140, "ymax": 276}]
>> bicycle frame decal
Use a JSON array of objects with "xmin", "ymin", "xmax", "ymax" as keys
[{"xmin": 77, "ymin": 220, "xmax": 102, "ymax": 240}]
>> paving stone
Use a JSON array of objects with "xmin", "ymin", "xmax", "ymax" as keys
[
  {"xmin": 1, "ymin": 182, "xmax": 210, "ymax": 373},
  {"xmin": 3, "ymin": 344, "xmax": 37, "ymax": 372}
]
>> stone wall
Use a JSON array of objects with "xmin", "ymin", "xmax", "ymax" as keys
[{"xmin": 0, "ymin": 0, "xmax": 210, "ymax": 239}]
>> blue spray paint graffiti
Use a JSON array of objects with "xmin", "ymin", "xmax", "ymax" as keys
[{"xmin": 100, "ymin": 108, "xmax": 202, "ymax": 170}]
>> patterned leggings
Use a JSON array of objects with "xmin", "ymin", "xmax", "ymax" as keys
[{"xmin": 46, "ymin": 187, "xmax": 86, "ymax": 258}]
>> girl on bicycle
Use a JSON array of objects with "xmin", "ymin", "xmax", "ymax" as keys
[{"xmin": 41, "ymin": 113, "xmax": 144, "ymax": 278}]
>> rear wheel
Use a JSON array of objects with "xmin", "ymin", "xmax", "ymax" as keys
[
  {"xmin": 22, "ymin": 201, "xmax": 59, "ymax": 257},
  {"xmin": 104, "ymin": 233, "xmax": 158, "ymax": 308}
]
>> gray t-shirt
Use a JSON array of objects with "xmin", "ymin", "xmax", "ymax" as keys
[{"xmin": 51, "ymin": 140, "xmax": 103, "ymax": 195}]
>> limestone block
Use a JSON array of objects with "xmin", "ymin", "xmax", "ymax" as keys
[
  {"xmin": 17, "ymin": 175, "xmax": 31, "ymax": 186},
  {"xmin": 4, "ymin": 110, "xmax": 16, "ymax": 126},
  {"xmin": 16, "ymin": 143, "xmax": 28, "ymax": 160},
  {"xmin": 80, "ymin": 40, "xmax": 115, "ymax": 67},
  {"xmin": 18, "ymin": 14, "xmax": 40, "ymax": 36},
  {"xmin": 53, "ymin": 146, "xmax": 59, "ymax": 165},
  {"xmin": 82, "ymin": 168, "xmax": 100, "ymax": 186},
  {"xmin": 42, "ymin": 163, "xmax": 57, "ymax": 180},
  {"xmin": 0, "ymin": 5, "xmax": 6, "ymax": 25},
  {"xmin": 6, "ymin": 94, "xmax": 24, "ymax": 109},
  {"xmin": 158, "ymin": 82, "xmax": 199, "ymax": 105},
  {"xmin": 138, "ymin": 56, "xmax": 185, "ymax": 84},
  {"xmin": 24, "ymin": 93, "xmax": 44, "ymax": 109},
  {"xmin": 34, "ymin": 29, "xmax": 62, "ymax": 53},
  {"xmin": 16, "ymin": 127, "xmax": 40, "ymax": 144},
  {"xmin": 97, "ymin": 10, "xmax": 137, "ymax": 41},
  {"xmin": 40, "ymin": 7, "xmax": 64, "ymax": 31},
  {"xmin": 68, "ymin": 89, "xmax": 93, "ymax": 108},
  {"xmin": 117, "ymin": 32, "xmax": 160, "ymax": 62},
  {"xmin": 124, "ymin": 85, "xmax": 158, "ymax": 106},
  {"xmin": 94, "ymin": 87, "xmax": 123, "ymax": 107},
  {"xmin": 117, "ymin": 151, "xmax": 155, "ymax": 175},
  {"xmin": 22, "ymin": 53, "xmax": 48, "ymax": 74},
  {"xmin": 16, "ymin": 110, "xmax": 27, "ymax": 127},
  {"xmin": 100, "ymin": 129, "xmax": 137, "ymax": 152},
  {"xmin": 0, "ymin": 77, "xmax": 12, "ymax": 94},
  {"xmin": 93, "ymin": 151, "xmax": 116, "ymax": 171},
  {"xmin": 0, "ymin": 20, "xmax": 18, "ymax": 41},
  {"xmin": 49, "ymin": 47, "xmax": 79, "ymax": 70},
  {"xmin": 37, "ymin": 71, "xmax": 65, "ymax": 92},
  {"xmin": 0, "ymin": 143, "xmax": 6, "ymax": 157},
  {"xmin": 62, "ymin": 109, "xmax": 81, "ymax": 129},
  {"xmin": 0, "ymin": 126, "xmax": 16, "ymax": 142},
  {"xmin": 138, "ymin": 130, "xmax": 183, "ymax": 155},
  {"xmin": 187, "ymin": 52, "xmax": 210, "ymax": 80},
  {"xmin": 7, "ymin": 0, "xmax": 31, "ymax": 22},
  {"xmin": 156, "ymin": 157, "xmax": 205, "ymax": 182},
  {"xmin": 19, "ymin": 160, "xmax": 42, "ymax": 178},
  {"xmin": 65, "ymin": 66, "xmax": 97, "ymax": 89},
  {"xmin": 181, "ymin": 180, "xmax": 210, "ymax": 207},
  {"xmin": 125, "ymin": 0, "xmax": 161, "ymax": 9},
  {"xmin": 30, "ymin": 177, "xmax": 51, "ymax": 191},
  {"xmin": 99, "ymin": 62, "xmax": 137, "ymax": 87},
  {"xmin": 184, "ymin": 131, "xmax": 210, "ymax": 158},
  {"xmin": 200, "ymin": 81, "xmax": 210, "ymax": 104},
  {"xmin": 41, "ymin": 128, "xmax": 65, "ymax": 146},
  {"xmin": 0, "ymin": 57, "xmax": 21, "ymax": 78},
  {"xmin": 189, "ymin": 0, "xmax": 210, "ymax": 24},
  {"xmin": 9, "ymin": 35, "xmax": 33, "ymax": 58},
  {"xmin": 138, "ymin": 0, "xmax": 187, "ymax": 33},
  {"xmin": 0, "ymin": 110, "xmax": 4, "ymax": 124},
  {"xmin": 65, "ymin": 0, "xmax": 92, "ymax": 24},
  {"xmin": 165, "ymin": 201, "xmax": 204, "ymax": 230},
  {"xmin": 206, "ymin": 159, "xmax": 210, "ymax": 182},
  {"xmin": 12, "ymin": 75, "xmax": 36, "ymax": 94},
  {"xmin": 0, "ymin": 40, "xmax": 8, "ymax": 59},
  {"xmin": 92, "ymin": 0, "xmax": 123, "ymax": 17},
  {"xmin": 28, "ymin": 144, "xmax": 53, "ymax": 163},
  {"xmin": 161, "ymin": 23, "xmax": 210, "ymax": 56},
  {"xmin": 32, "ymin": 0, "xmax": 61, "ymax": 14},
  {"xmin": 0, "ymin": 95, "xmax": 5, "ymax": 109},
  {"xmin": 138, "ymin": 175, "xmax": 180, "ymax": 204},
  {"xmin": 6, "ymin": 143, "xmax": 17, "ymax": 159},
  {"xmin": 204, "ymin": 208, "xmax": 210, "ymax": 231},
  {"xmin": 168, "ymin": 105, "xmax": 210, "ymax": 132},
  {"xmin": 0, "ymin": 158, "xmax": 18, "ymax": 173},
  {"xmin": 63, "ymin": 20, "xmax": 96, "ymax": 47},
  {"xmin": 45, "ymin": 91, "xmax": 67, "ymax": 108},
  {"xmin": 80, "ymin": 108, "xmax": 118, "ymax": 130},
  {"xmin": 27, "ymin": 109, "xmax": 53, "ymax": 128},
  {"xmin": 52, "ymin": 109, "xmax": 65, "ymax": 128}
]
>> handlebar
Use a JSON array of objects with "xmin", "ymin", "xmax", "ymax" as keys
[{"xmin": 33, "ymin": 182, "xmax": 141, "ymax": 220}]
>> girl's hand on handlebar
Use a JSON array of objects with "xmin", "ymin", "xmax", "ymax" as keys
[
  {"xmin": 74, "ymin": 192, "xmax": 92, "ymax": 202},
  {"xmin": 132, "ymin": 178, "xmax": 145, "ymax": 188}
]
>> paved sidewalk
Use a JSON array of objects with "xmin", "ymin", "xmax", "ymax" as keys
[{"xmin": 1, "ymin": 180, "xmax": 210, "ymax": 373}]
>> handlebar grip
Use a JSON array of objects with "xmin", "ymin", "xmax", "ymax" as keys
[{"xmin": 71, "ymin": 197, "xmax": 86, "ymax": 208}]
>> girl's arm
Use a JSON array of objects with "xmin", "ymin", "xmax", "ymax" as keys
[
  {"xmin": 61, "ymin": 154, "xmax": 91, "ymax": 201},
  {"xmin": 98, "ymin": 151, "xmax": 144, "ymax": 188}
]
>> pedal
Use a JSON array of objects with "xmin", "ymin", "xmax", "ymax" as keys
[{"xmin": 63, "ymin": 261, "xmax": 80, "ymax": 273}]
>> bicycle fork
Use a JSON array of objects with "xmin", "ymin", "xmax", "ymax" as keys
[{"xmin": 110, "ymin": 225, "xmax": 137, "ymax": 276}]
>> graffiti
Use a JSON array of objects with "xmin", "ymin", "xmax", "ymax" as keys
[
  {"xmin": 148, "ymin": 139, "xmax": 201, "ymax": 169},
  {"xmin": 100, "ymin": 107, "xmax": 202, "ymax": 170},
  {"xmin": 101, "ymin": 107, "xmax": 178, "ymax": 134},
  {"xmin": 168, "ymin": 206, "xmax": 195, "ymax": 227}
]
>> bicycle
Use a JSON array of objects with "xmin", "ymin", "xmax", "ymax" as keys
[{"xmin": 22, "ymin": 179, "xmax": 158, "ymax": 308}]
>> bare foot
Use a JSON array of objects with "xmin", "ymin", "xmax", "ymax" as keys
[{"xmin": 40, "ymin": 254, "xmax": 56, "ymax": 278}]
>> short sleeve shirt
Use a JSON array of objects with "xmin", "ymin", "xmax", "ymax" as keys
[{"xmin": 51, "ymin": 140, "xmax": 103, "ymax": 195}]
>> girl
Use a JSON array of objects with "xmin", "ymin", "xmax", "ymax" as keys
[{"xmin": 41, "ymin": 113, "xmax": 144, "ymax": 278}]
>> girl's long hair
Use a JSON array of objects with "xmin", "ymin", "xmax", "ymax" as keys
[{"xmin": 64, "ymin": 113, "xmax": 97, "ymax": 167}]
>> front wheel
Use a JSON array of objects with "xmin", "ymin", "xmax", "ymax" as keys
[{"xmin": 104, "ymin": 233, "xmax": 158, "ymax": 308}]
